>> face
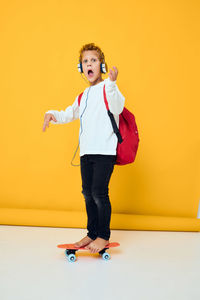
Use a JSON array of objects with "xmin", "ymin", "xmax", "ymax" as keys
[{"xmin": 81, "ymin": 50, "xmax": 103, "ymax": 86}]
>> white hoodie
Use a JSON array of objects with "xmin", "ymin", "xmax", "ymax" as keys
[{"xmin": 45, "ymin": 77, "xmax": 125, "ymax": 157}]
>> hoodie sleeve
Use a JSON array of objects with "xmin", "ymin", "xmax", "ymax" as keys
[
  {"xmin": 45, "ymin": 96, "xmax": 79, "ymax": 124},
  {"xmin": 104, "ymin": 77, "xmax": 125, "ymax": 115}
]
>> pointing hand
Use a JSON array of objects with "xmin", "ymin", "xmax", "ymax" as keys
[{"xmin": 42, "ymin": 113, "xmax": 57, "ymax": 132}]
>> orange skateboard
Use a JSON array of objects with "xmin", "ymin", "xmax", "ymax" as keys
[{"xmin": 57, "ymin": 242, "xmax": 120, "ymax": 262}]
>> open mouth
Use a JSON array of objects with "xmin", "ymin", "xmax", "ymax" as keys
[{"xmin": 88, "ymin": 69, "xmax": 94, "ymax": 77}]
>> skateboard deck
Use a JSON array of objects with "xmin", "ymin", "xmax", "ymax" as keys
[{"xmin": 57, "ymin": 242, "xmax": 120, "ymax": 262}]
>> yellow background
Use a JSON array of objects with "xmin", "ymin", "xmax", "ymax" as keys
[{"xmin": 0, "ymin": 0, "xmax": 200, "ymax": 231}]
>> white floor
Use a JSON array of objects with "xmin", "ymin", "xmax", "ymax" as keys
[{"xmin": 0, "ymin": 225, "xmax": 200, "ymax": 300}]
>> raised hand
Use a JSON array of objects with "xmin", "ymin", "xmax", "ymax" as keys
[{"xmin": 108, "ymin": 66, "xmax": 118, "ymax": 81}]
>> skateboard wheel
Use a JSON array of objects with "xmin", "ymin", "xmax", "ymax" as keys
[
  {"xmin": 68, "ymin": 254, "xmax": 76, "ymax": 262},
  {"xmin": 102, "ymin": 253, "xmax": 110, "ymax": 261}
]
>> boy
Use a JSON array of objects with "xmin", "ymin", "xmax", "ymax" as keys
[{"xmin": 43, "ymin": 43, "xmax": 125, "ymax": 253}]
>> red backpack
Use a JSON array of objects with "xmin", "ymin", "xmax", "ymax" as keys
[{"xmin": 78, "ymin": 84, "xmax": 140, "ymax": 165}]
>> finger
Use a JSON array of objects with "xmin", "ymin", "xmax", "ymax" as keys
[
  {"xmin": 44, "ymin": 121, "xmax": 49, "ymax": 129},
  {"xmin": 43, "ymin": 122, "xmax": 48, "ymax": 131},
  {"xmin": 109, "ymin": 73, "xmax": 115, "ymax": 81},
  {"xmin": 109, "ymin": 69, "xmax": 114, "ymax": 78},
  {"xmin": 110, "ymin": 67, "xmax": 117, "ymax": 78},
  {"xmin": 113, "ymin": 66, "xmax": 118, "ymax": 73},
  {"xmin": 112, "ymin": 66, "xmax": 118, "ymax": 77}
]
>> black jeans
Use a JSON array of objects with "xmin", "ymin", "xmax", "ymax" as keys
[{"xmin": 80, "ymin": 154, "xmax": 116, "ymax": 241}]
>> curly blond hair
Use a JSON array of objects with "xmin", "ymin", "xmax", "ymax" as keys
[{"xmin": 79, "ymin": 43, "xmax": 108, "ymax": 72}]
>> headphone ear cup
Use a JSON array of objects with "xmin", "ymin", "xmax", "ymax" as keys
[
  {"xmin": 101, "ymin": 63, "xmax": 107, "ymax": 74},
  {"xmin": 78, "ymin": 62, "xmax": 83, "ymax": 73}
]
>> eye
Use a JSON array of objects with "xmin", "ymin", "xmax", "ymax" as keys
[
  {"xmin": 92, "ymin": 58, "xmax": 96, "ymax": 62},
  {"xmin": 83, "ymin": 59, "xmax": 87, "ymax": 63}
]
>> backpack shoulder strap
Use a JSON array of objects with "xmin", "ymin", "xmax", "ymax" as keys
[
  {"xmin": 103, "ymin": 84, "xmax": 123, "ymax": 144},
  {"xmin": 78, "ymin": 92, "xmax": 83, "ymax": 106}
]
